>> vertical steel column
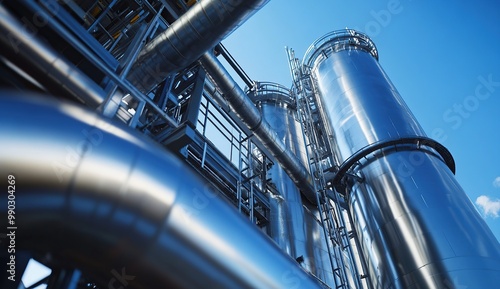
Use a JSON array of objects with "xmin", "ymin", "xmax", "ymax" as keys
[
  {"xmin": 181, "ymin": 69, "xmax": 206, "ymax": 128},
  {"xmin": 304, "ymin": 29, "xmax": 500, "ymax": 289}
]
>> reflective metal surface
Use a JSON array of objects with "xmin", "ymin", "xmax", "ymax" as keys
[
  {"xmin": 200, "ymin": 53, "xmax": 317, "ymax": 203},
  {"xmin": 349, "ymin": 150, "xmax": 500, "ymax": 289},
  {"xmin": 249, "ymin": 82, "xmax": 336, "ymax": 287},
  {"xmin": 128, "ymin": 0, "xmax": 270, "ymax": 93},
  {"xmin": 0, "ymin": 3, "xmax": 178, "ymax": 128},
  {"xmin": 0, "ymin": 5, "xmax": 105, "ymax": 107},
  {"xmin": 311, "ymin": 49, "xmax": 426, "ymax": 160},
  {"xmin": 306, "ymin": 29, "xmax": 500, "ymax": 288},
  {"xmin": 0, "ymin": 92, "xmax": 324, "ymax": 289}
]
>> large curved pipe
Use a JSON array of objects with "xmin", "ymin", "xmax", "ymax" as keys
[
  {"xmin": 127, "ymin": 0, "xmax": 270, "ymax": 93},
  {"xmin": 0, "ymin": 92, "xmax": 323, "ymax": 289},
  {"xmin": 200, "ymin": 52, "xmax": 317, "ymax": 204}
]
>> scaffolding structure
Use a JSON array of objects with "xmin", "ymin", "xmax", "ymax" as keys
[{"xmin": 1, "ymin": 2, "xmax": 499, "ymax": 289}]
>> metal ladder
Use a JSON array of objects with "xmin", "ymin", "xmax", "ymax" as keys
[
  {"xmin": 237, "ymin": 135, "xmax": 255, "ymax": 222},
  {"xmin": 300, "ymin": 89, "xmax": 352, "ymax": 289},
  {"xmin": 286, "ymin": 48, "xmax": 369, "ymax": 289}
]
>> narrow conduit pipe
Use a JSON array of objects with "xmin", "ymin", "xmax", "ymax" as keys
[
  {"xmin": 0, "ymin": 4, "xmax": 177, "ymax": 128},
  {"xmin": 0, "ymin": 4, "xmax": 105, "ymax": 107},
  {"xmin": 127, "ymin": 0, "xmax": 270, "ymax": 93},
  {"xmin": 0, "ymin": 92, "xmax": 323, "ymax": 289},
  {"xmin": 199, "ymin": 52, "xmax": 318, "ymax": 204}
]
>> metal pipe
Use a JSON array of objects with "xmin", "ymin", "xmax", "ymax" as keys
[
  {"xmin": 127, "ymin": 0, "xmax": 270, "ymax": 93},
  {"xmin": 249, "ymin": 82, "xmax": 337, "ymax": 287},
  {"xmin": 0, "ymin": 4, "xmax": 104, "ymax": 107},
  {"xmin": 199, "ymin": 52, "xmax": 317, "ymax": 204},
  {"xmin": 0, "ymin": 92, "xmax": 323, "ymax": 289},
  {"xmin": 216, "ymin": 43, "xmax": 255, "ymax": 89},
  {"xmin": 305, "ymin": 29, "xmax": 500, "ymax": 289},
  {"xmin": 0, "ymin": 3, "xmax": 178, "ymax": 128}
]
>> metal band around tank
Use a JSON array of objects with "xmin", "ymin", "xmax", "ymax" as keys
[{"xmin": 331, "ymin": 136, "xmax": 456, "ymax": 188}]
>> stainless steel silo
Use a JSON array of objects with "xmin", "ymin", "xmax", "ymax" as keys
[
  {"xmin": 248, "ymin": 82, "xmax": 336, "ymax": 287},
  {"xmin": 303, "ymin": 29, "xmax": 500, "ymax": 289}
]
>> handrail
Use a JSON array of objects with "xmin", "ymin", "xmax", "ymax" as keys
[{"xmin": 303, "ymin": 28, "xmax": 378, "ymax": 68}]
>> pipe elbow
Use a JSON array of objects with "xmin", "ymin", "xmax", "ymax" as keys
[{"xmin": 0, "ymin": 92, "xmax": 323, "ymax": 289}]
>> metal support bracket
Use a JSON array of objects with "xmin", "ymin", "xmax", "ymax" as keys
[{"xmin": 331, "ymin": 136, "xmax": 456, "ymax": 192}]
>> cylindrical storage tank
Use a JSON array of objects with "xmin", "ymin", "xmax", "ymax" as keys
[
  {"xmin": 304, "ymin": 29, "xmax": 500, "ymax": 289},
  {"xmin": 248, "ymin": 82, "xmax": 336, "ymax": 287}
]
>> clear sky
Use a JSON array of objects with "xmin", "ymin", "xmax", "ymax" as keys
[{"xmin": 222, "ymin": 0, "xmax": 500, "ymax": 241}]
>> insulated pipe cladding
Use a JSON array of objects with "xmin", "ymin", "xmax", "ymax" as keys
[
  {"xmin": 0, "ymin": 92, "xmax": 324, "ymax": 289},
  {"xmin": 304, "ymin": 29, "xmax": 500, "ymax": 289},
  {"xmin": 199, "ymin": 52, "xmax": 317, "ymax": 204},
  {"xmin": 0, "ymin": 0, "xmax": 270, "ymax": 108},
  {"xmin": 127, "ymin": 0, "xmax": 270, "ymax": 93}
]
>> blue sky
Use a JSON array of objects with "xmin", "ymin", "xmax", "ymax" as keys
[{"xmin": 222, "ymin": 0, "xmax": 500, "ymax": 241}]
